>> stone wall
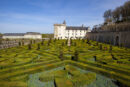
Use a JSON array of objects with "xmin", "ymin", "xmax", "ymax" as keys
[
  {"xmin": 0, "ymin": 39, "xmax": 42, "ymax": 49},
  {"xmin": 86, "ymin": 31, "xmax": 130, "ymax": 48}
]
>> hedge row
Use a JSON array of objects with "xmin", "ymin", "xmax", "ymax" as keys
[
  {"xmin": 64, "ymin": 60, "xmax": 130, "ymax": 87},
  {"xmin": 0, "ymin": 81, "xmax": 27, "ymax": 87},
  {"xmin": 79, "ymin": 59, "xmax": 130, "ymax": 76},
  {"xmin": 0, "ymin": 59, "xmax": 61, "ymax": 79},
  {"xmin": 0, "ymin": 59, "xmax": 60, "ymax": 75}
]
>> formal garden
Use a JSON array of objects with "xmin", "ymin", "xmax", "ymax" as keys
[{"xmin": 0, "ymin": 39, "xmax": 130, "ymax": 87}]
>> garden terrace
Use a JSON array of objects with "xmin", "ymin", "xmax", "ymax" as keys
[{"xmin": 0, "ymin": 39, "xmax": 130, "ymax": 87}]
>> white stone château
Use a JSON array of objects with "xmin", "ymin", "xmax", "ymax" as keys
[
  {"xmin": 2, "ymin": 32, "xmax": 42, "ymax": 39},
  {"xmin": 54, "ymin": 21, "xmax": 91, "ymax": 39}
]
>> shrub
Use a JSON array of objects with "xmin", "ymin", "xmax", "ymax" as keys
[
  {"xmin": 47, "ymin": 39, "xmax": 51, "ymax": 46},
  {"xmin": 71, "ymin": 56, "xmax": 75, "ymax": 61},
  {"xmin": 10, "ymin": 74, "xmax": 29, "ymax": 82},
  {"xmin": 49, "ymin": 38, "xmax": 52, "ymax": 43},
  {"xmin": 28, "ymin": 44, "xmax": 31, "ymax": 50},
  {"xmin": 41, "ymin": 40, "xmax": 44, "ymax": 45},
  {"xmin": 39, "ymin": 73, "xmax": 54, "ymax": 82},
  {"xmin": 96, "ymin": 42, "xmax": 99, "ymax": 46},
  {"xmin": 19, "ymin": 42, "xmax": 21, "ymax": 46},
  {"xmin": 70, "ymin": 39, "xmax": 73, "ymax": 44},
  {"xmin": 66, "ymin": 39, "xmax": 68, "ymax": 45},
  {"xmin": 0, "ymin": 81, "xmax": 27, "ymax": 87},
  {"xmin": 109, "ymin": 45, "xmax": 112, "ymax": 52},
  {"xmin": 30, "ymin": 40, "xmax": 33, "ymax": 44},
  {"xmin": 53, "ymin": 70, "xmax": 68, "ymax": 78},
  {"xmin": 73, "ymin": 50, "xmax": 79, "ymax": 61},
  {"xmin": 99, "ymin": 44, "xmax": 102, "ymax": 50},
  {"xmin": 62, "ymin": 42, "xmax": 64, "ymax": 46},
  {"xmin": 93, "ymin": 56, "xmax": 97, "ymax": 61},
  {"xmin": 72, "ymin": 73, "xmax": 96, "ymax": 87},
  {"xmin": 59, "ymin": 50, "xmax": 64, "ymax": 60},
  {"xmin": 37, "ymin": 44, "xmax": 40, "ymax": 50},
  {"xmin": 65, "ymin": 65, "xmax": 80, "ymax": 76},
  {"xmin": 111, "ymin": 54, "xmax": 117, "ymax": 60},
  {"xmin": 55, "ymin": 78, "xmax": 73, "ymax": 87},
  {"xmin": 82, "ymin": 39, "xmax": 85, "ymax": 42},
  {"xmin": 86, "ymin": 39, "xmax": 90, "ymax": 44},
  {"xmin": 54, "ymin": 39, "xmax": 56, "ymax": 42},
  {"xmin": 74, "ymin": 42, "xmax": 76, "ymax": 46},
  {"xmin": 22, "ymin": 41, "xmax": 24, "ymax": 46},
  {"xmin": 104, "ymin": 46, "xmax": 107, "ymax": 51},
  {"xmin": 33, "ymin": 40, "xmax": 36, "ymax": 44},
  {"xmin": 39, "ymin": 70, "xmax": 68, "ymax": 82}
]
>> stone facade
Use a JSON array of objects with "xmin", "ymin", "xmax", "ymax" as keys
[
  {"xmin": 2, "ymin": 32, "xmax": 42, "ymax": 39},
  {"xmin": 54, "ymin": 21, "xmax": 91, "ymax": 39},
  {"xmin": 86, "ymin": 31, "xmax": 130, "ymax": 48}
]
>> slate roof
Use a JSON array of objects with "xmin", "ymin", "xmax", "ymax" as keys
[
  {"xmin": 26, "ymin": 32, "xmax": 41, "ymax": 35},
  {"xmin": 66, "ymin": 26, "xmax": 89, "ymax": 30},
  {"xmin": 3, "ymin": 33, "xmax": 25, "ymax": 36},
  {"xmin": 3, "ymin": 32, "xmax": 41, "ymax": 36}
]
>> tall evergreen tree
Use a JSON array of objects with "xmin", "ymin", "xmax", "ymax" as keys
[
  {"xmin": 73, "ymin": 50, "xmax": 79, "ymax": 61},
  {"xmin": 109, "ymin": 45, "xmax": 112, "ymax": 52},
  {"xmin": 28, "ymin": 44, "xmax": 31, "ymax": 50},
  {"xmin": 99, "ymin": 44, "xmax": 102, "ymax": 50},
  {"xmin": 59, "ymin": 50, "xmax": 63, "ymax": 60},
  {"xmin": 37, "ymin": 44, "xmax": 40, "ymax": 50}
]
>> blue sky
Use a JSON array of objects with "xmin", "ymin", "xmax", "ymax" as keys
[{"xmin": 0, "ymin": 0, "xmax": 128, "ymax": 33}]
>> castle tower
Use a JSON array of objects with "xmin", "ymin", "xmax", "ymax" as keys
[
  {"xmin": 63, "ymin": 20, "xmax": 66, "ymax": 25},
  {"xmin": 54, "ymin": 21, "xmax": 66, "ymax": 39}
]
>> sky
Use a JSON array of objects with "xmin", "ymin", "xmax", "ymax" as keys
[{"xmin": 0, "ymin": 0, "xmax": 128, "ymax": 33}]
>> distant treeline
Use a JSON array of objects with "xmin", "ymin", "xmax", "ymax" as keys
[
  {"xmin": 103, "ymin": 1, "xmax": 130, "ymax": 24},
  {"xmin": 0, "ymin": 33, "xmax": 2, "ymax": 36},
  {"xmin": 42, "ymin": 34, "xmax": 54, "ymax": 38}
]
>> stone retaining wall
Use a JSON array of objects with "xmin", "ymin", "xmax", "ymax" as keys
[{"xmin": 86, "ymin": 31, "xmax": 130, "ymax": 48}]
